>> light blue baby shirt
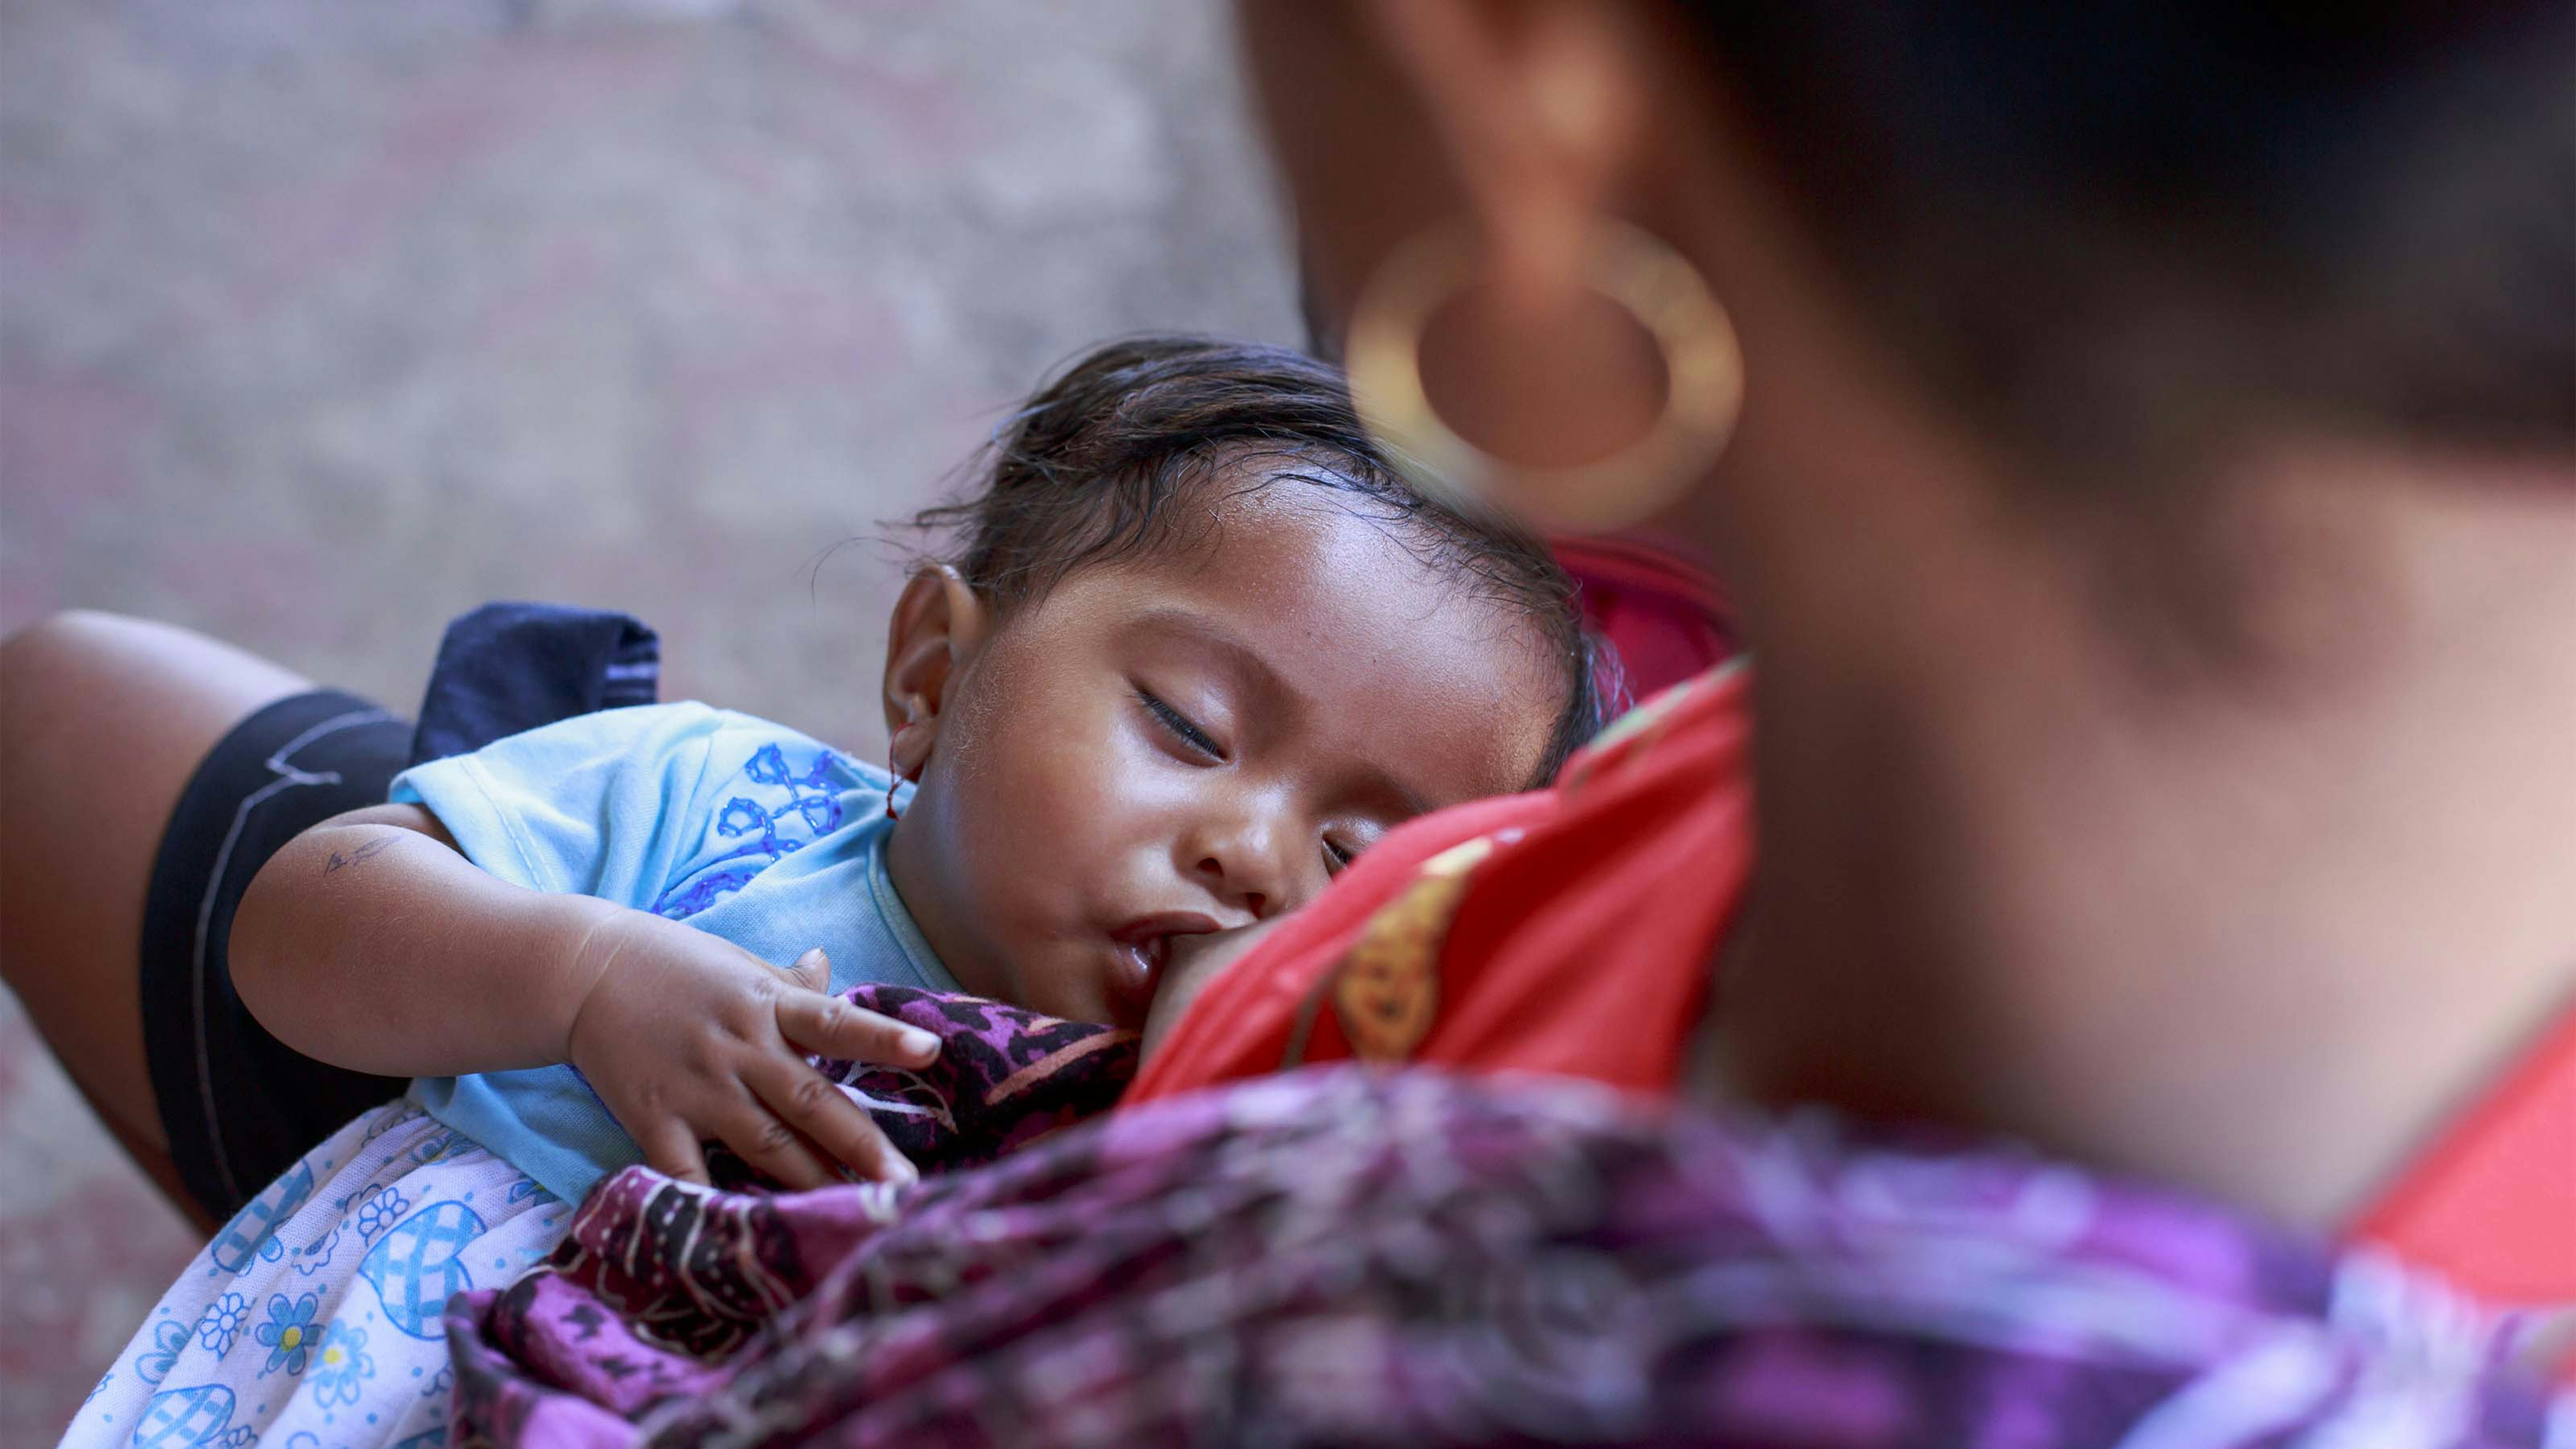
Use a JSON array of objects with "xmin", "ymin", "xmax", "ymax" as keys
[{"xmin": 387, "ymin": 702, "xmax": 957, "ymax": 1204}]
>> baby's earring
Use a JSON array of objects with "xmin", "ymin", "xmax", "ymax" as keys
[{"xmin": 885, "ymin": 716, "xmax": 927, "ymax": 821}]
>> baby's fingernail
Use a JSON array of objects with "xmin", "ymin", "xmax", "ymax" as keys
[
  {"xmin": 898, "ymin": 1028, "xmax": 940, "ymax": 1059},
  {"xmin": 796, "ymin": 947, "xmax": 828, "ymax": 970},
  {"xmin": 883, "ymin": 1156, "xmax": 919, "ymax": 1186}
]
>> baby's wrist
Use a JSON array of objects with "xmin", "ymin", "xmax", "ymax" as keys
[{"xmin": 544, "ymin": 894, "xmax": 633, "ymax": 1066}]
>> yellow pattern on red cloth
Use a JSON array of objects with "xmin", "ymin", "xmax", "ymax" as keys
[{"xmin": 1328, "ymin": 837, "xmax": 1495, "ymax": 1061}]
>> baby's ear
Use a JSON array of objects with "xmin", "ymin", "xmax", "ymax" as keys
[{"xmin": 881, "ymin": 566, "xmax": 991, "ymax": 747}]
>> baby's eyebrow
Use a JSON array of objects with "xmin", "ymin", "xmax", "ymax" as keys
[
  {"xmin": 1130, "ymin": 607, "xmax": 1291, "ymax": 711},
  {"xmin": 1130, "ymin": 607, "xmax": 1435, "ymax": 815},
  {"xmin": 1364, "ymin": 772, "xmax": 1434, "ymax": 822}
]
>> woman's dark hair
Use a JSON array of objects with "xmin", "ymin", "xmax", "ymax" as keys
[
  {"xmin": 1680, "ymin": 3, "xmax": 2573, "ymax": 484},
  {"xmin": 912, "ymin": 334, "xmax": 1613, "ymax": 783}
]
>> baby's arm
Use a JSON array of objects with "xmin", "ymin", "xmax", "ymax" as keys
[
  {"xmin": 234, "ymin": 804, "xmax": 607, "ymax": 1075},
  {"xmin": 230, "ymin": 803, "xmax": 936, "ymax": 1186}
]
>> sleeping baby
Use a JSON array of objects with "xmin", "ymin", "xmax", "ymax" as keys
[{"xmin": 70, "ymin": 336, "xmax": 1601, "ymax": 1449}]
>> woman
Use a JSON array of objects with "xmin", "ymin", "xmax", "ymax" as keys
[
  {"xmin": 11, "ymin": 1, "xmax": 2569, "ymax": 1441},
  {"xmin": 1151, "ymin": 0, "xmax": 2576, "ymax": 1285},
  {"xmin": 433, "ymin": 4, "xmax": 2568, "ymax": 1443}
]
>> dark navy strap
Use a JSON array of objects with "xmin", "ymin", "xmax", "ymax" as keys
[{"xmin": 408, "ymin": 602, "xmax": 660, "ymax": 766}]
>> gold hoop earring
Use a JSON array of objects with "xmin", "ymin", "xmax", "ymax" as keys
[{"xmin": 1344, "ymin": 219, "xmax": 1742, "ymax": 534}]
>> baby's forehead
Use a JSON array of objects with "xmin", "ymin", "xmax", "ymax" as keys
[
  {"xmin": 1145, "ymin": 473, "xmax": 1499, "ymax": 605},
  {"xmin": 1147, "ymin": 458, "xmax": 1423, "ymax": 561},
  {"xmin": 1039, "ymin": 490, "xmax": 1562, "ymax": 796},
  {"xmin": 1113, "ymin": 482, "xmax": 1531, "ymax": 648}
]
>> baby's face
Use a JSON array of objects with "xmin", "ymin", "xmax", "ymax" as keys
[{"xmin": 887, "ymin": 486, "xmax": 1556, "ymax": 1029}]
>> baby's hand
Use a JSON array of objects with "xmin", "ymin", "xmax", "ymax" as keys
[{"xmin": 561, "ymin": 909, "xmax": 939, "ymax": 1189}]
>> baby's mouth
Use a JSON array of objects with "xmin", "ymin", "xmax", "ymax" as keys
[
  {"xmin": 1117, "ymin": 933, "xmax": 1167, "ymax": 980},
  {"xmin": 1106, "ymin": 912, "xmax": 1222, "ymax": 1018}
]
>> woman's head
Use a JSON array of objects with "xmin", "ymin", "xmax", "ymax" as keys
[
  {"xmin": 1236, "ymin": 3, "xmax": 2576, "ymax": 1224},
  {"xmin": 1250, "ymin": 2, "xmax": 2571, "ymax": 673},
  {"xmin": 1664, "ymin": 5, "xmax": 2572, "ymax": 475},
  {"xmin": 881, "ymin": 335, "xmax": 1603, "ymax": 1027},
  {"xmin": 1251, "ymin": 1, "xmax": 2569, "ymax": 508}
]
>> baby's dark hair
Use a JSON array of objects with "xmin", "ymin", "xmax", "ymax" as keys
[{"xmin": 912, "ymin": 335, "xmax": 1612, "ymax": 784}]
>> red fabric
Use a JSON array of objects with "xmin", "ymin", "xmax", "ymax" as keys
[
  {"xmin": 1137, "ymin": 648, "xmax": 2574, "ymax": 1324},
  {"xmin": 1552, "ymin": 533, "xmax": 1736, "ymax": 705},
  {"xmin": 1128, "ymin": 665, "xmax": 1753, "ymax": 1104},
  {"xmin": 2351, "ymin": 999, "xmax": 2576, "ymax": 1306}
]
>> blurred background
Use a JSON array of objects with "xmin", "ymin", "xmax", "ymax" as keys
[{"xmin": 0, "ymin": 0, "xmax": 1297, "ymax": 1431}]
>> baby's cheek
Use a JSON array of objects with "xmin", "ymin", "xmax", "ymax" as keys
[{"xmin": 954, "ymin": 700, "xmax": 1113, "ymax": 878}]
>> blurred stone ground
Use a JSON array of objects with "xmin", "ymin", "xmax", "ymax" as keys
[{"xmin": 0, "ymin": 0, "xmax": 1297, "ymax": 1433}]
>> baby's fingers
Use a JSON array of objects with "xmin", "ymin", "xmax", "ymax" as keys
[
  {"xmin": 775, "ymin": 990, "xmax": 941, "ymax": 1068},
  {"xmin": 747, "ymin": 1059, "xmax": 918, "ymax": 1186},
  {"xmin": 783, "ymin": 946, "xmax": 830, "ymax": 994},
  {"xmin": 635, "ymin": 1118, "xmax": 711, "ymax": 1188},
  {"xmin": 710, "ymin": 1094, "xmax": 845, "ymax": 1193}
]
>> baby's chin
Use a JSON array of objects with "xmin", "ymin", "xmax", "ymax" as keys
[{"xmin": 994, "ymin": 938, "xmax": 1150, "ymax": 1033}]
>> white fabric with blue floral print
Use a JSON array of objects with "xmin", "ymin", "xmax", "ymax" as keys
[{"xmin": 64, "ymin": 1101, "xmax": 564, "ymax": 1449}]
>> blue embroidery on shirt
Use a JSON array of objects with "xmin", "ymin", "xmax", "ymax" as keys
[
  {"xmin": 653, "ymin": 741, "xmax": 845, "ymax": 919},
  {"xmin": 654, "ymin": 865, "xmax": 766, "ymax": 919}
]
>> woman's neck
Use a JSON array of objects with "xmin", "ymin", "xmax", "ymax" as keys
[{"xmin": 1702, "ymin": 440, "xmax": 2576, "ymax": 1230}]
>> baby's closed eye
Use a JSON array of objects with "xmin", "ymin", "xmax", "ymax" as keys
[{"xmin": 1135, "ymin": 686, "xmax": 1226, "ymax": 762}]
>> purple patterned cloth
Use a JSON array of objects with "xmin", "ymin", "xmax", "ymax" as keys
[
  {"xmin": 705, "ymin": 985, "xmax": 1139, "ymax": 1196},
  {"xmin": 444, "ymin": 1040, "xmax": 2558, "ymax": 1447}
]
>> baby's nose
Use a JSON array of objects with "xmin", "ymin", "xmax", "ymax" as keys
[
  {"xmin": 1186, "ymin": 811, "xmax": 1301, "ymax": 920},
  {"xmin": 1193, "ymin": 853, "xmax": 1269, "ymax": 922}
]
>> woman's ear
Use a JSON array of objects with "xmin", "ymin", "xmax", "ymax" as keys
[
  {"xmin": 1244, "ymin": 0, "xmax": 1660, "ymax": 330},
  {"xmin": 881, "ymin": 566, "xmax": 990, "ymax": 778},
  {"xmin": 1363, "ymin": 0, "xmax": 1651, "ymax": 275},
  {"xmin": 1251, "ymin": 0, "xmax": 1679, "ymax": 477}
]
